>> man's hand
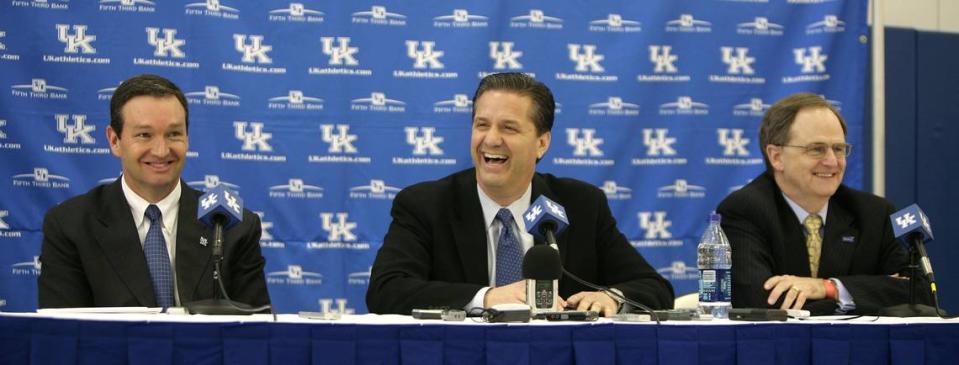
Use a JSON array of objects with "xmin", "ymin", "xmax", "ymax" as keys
[
  {"xmin": 566, "ymin": 291, "xmax": 619, "ymax": 317},
  {"xmin": 484, "ymin": 281, "xmax": 526, "ymax": 307},
  {"xmin": 764, "ymin": 275, "xmax": 826, "ymax": 310}
]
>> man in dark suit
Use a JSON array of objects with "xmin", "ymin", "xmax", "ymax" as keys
[
  {"xmin": 366, "ymin": 73, "xmax": 673, "ymax": 316},
  {"xmin": 38, "ymin": 74, "xmax": 270, "ymax": 308},
  {"xmin": 717, "ymin": 93, "xmax": 924, "ymax": 315}
]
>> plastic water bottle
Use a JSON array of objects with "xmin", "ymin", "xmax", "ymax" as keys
[{"xmin": 698, "ymin": 213, "xmax": 732, "ymax": 319}]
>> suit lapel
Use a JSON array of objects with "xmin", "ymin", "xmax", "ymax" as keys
[
  {"xmin": 174, "ymin": 183, "xmax": 213, "ymax": 303},
  {"xmin": 92, "ymin": 179, "xmax": 156, "ymax": 306},
  {"xmin": 773, "ymin": 191, "xmax": 813, "ymax": 277},
  {"xmin": 450, "ymin": 170, "xmax": 491, "ymax": 285},
  {"xmin": 531, "ymin": 174, "xmax": 568, "ymax": 264},
  {"xmin": 820, "ymin": 200, "xmax": 856, "ymax": 277}
]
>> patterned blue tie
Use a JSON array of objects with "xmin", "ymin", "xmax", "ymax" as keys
[
  {"xmin": 495, "ymin": 208, "xmax": 523, "ymax": 286},
  {"xmin": 144, "ymin": 205, "xmax": 174, "ymax": 307}
]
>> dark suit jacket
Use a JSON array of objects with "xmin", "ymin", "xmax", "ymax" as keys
[
  {"xmin": 717, "ymin": 172, "xmax": 928, "ymax": 315},
  {"xmin": 366, "ymin": 168, "xmax": 674, "ymax": 314},
  {"xmin": 38, "ymin": 179, "xmax": 270, "ymax": 308}
]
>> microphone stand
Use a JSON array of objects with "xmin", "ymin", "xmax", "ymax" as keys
[
  {"xmin": 879, "ymin": 235, "xmax": 940, "ymax": 317},
  {"xmin": 185, "ymin": 218, "xmax": 271, "ymax": 315}
]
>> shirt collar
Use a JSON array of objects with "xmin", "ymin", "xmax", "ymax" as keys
[
  {"xmin": 781, "ymin": 192, "xmax": 828, "ymax": 226},
  {"xmin": 121, "ymin": 177, "xmax": 182, "ymax": 230},
  {"xmin": 477, "ymin": 183, "xmax": 533, "ymax": 232}
]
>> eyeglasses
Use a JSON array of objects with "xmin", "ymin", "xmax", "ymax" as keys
[{"xmin": 777, "ymin": 143, "xmax": 853, "ymax": 159}]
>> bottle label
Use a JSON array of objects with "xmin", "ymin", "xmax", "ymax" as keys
[{"xmin": 698, "ymin": 268, "xmax": 731, "ymax": 302}]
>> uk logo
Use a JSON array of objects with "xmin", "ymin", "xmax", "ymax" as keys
[
  {"xmin": 0, "ymin": 30, "xmax": 20, "ymax": 61},
  {"xmin": 568, "ymin": 44, "xmax": 604, "ymax": 72},
  {"xmin": 666, "ymin": 14, "xmax": 711, "ymax": 32},
  {"xmin": 186, "ymin": 175, "xmax": 240, "ymax": 191},
  {"xmin": 721, "ymin": 47, "xmax": 755, "ymax": 75},
  {"xmin": 733, "ymin": 98, "xmax": 770, "ymax": 117},
  {"xmin": 56, "ymin": 24, "xmax": 96, "ymax": 54},
  {"xmin": 657, "ymin": 179, "xmax": 706, "ymax": 199},
  {"xmin": 321, "ymin": 37, "xmax": 359, "ymax": 66},
  {"xmin": 659, "ymin": 96, "xmax": 709, "ymax": 115},
  {"xmin": 510, "ymin": 9, "xmax": 563, "ymax": 29},
  {"xmin": 433, "ymin": 94, "xmax": 472, "ymax": 113},
  {"xmin": 588, "ymin": 97, "xmax": 639, "ymax": 116},
  {"xmin": 0, "ymin": 210, "xmax": 22, "ymax": 238},
  {"xmin": 320, "ymin": 124, "xmax": 358, "ymax": 153},
  {"xmin": 405, "ymin": 127, "xmax": 444, "ymax": 155},
  {"xmin": 643, "ymin": 129, "xmax": 677, "ymax": 156},
  {"xmin": 321, "ymin": 213, "xmax": 358, "ymax": 242},
  {"xmin": 268, "ymin": 90, "xmax": 323, "ymax": 110},
  {"xmin": 146, "ymin": 28, "xmax": 185, "ymax": 58},
  {"xmin": 807, "ymin": 15, "xmax": 845, "ymax": 34},
  {"xmin": 433, "ymin": 9, "xmax": 488, "ymax": 28},
  {"xmin": 794, "ymin": 47, "xmax": 827, "ymax": 73},
  {"xmin": 11, "ymin": 78, "xmax": 68, "ymax": 99},
  {"xmin": 638, "ymin": 211, "xmax": 672, "ymax": 239},
  {"xmin": 567, "ymin": 128, "xmax": 604, "ymax": 157},
  {"xmin": 269, "ymin": 3, "xmax": 325, "ymax": 23},
  {"xmin": 56, "ymin": 114, "xmax": 95, "ymax": 144},
  {"xmin": 254, "ymin": 211, "xmax": 284, "ymax": 248},
  {"xmin": 269, "ymin": 178, "xmax": 323, "ymax": 199},
  {"xmin": 737, "ymin": 17, "xmax": 784, "ymax": 36},
  {"xmin": 600, "ymin": 181, "xmax": 632, "ymax": 200},
  {"xmin": 718, "ymin": 128, "xmax": 750, "ymax": 156},
  {"xmin": 489, "ymin": 42, "xmax": 523, "ymax": 70},
  {"xmin": 0, "ymin": 210, "xmax": 10, "ymax": 230},
  {"xmin": 351, "ymin": 5, "xmax": 407, "ymax": 26},
  {"xmin": 650, "ymin": 46, "xmax": 678, "ymax": 73},
  {"xmin": 185, "ymin": 85, "xmax": 240, "ymax": 106},
  {"xmin": 589, "ymin": 14, "xmax": 641, "ymax": 32},
  {"xmin": 406, "ymin": 41, "xmax": 445, "ymax": 69},
  {"xmin": 233, "ymin": 34, "xmax": 273, "ymax": 64},
  {"xmin": 234, "ymin": 121, "xmax": 273, "ymax": 151},
  {"xmin": 184, "ymin": 0, "xmax": 240, "ymax": 19}
]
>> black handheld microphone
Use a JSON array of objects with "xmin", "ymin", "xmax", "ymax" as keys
[
  {"xmin": 186, "ymin": 185, "xmax": 269, "ymax": 315},
  {"xmin": 522, "ymin": 245, "xmax": 562, "ymax": 315}
]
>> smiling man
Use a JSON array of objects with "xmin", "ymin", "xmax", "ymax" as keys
[
  {"xmin": 38, "ymin": 74, "xmax": 270, "ymax": 308},
  {"xmin": 717, "ymin": 93, "xmax": 927, "ymax": 315},
  {"xmin": 366, "ymin": 73, "xmax": 673, "ymax": 316}
]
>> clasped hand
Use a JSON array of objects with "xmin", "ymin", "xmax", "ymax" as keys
[{"xmin": 484, "ymin": 280, "xmax": 620, "ymax": 317}]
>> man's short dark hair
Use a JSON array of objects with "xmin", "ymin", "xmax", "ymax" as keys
[
  {"xmin": 472, "ymin": 72, "xmax": 555, "ymax": 135},
  {"xmin": 759, "ymin": 92, "xmax": 847, "ymax": 171},
  {"xmin": 109, "ymin": 74, "xmax": 188, "ymax": 137}
]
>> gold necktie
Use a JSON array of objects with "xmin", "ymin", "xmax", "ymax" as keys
[{"xmin": 804, "ymin": 214, "xmax": 823, "ymax": 278}]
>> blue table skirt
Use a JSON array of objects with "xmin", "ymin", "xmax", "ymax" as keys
[{"xmin": 1, "ymin": 316, "xmax": 958, "ymax": 365}]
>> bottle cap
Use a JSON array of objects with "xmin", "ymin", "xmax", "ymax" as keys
[{"xmin": 709, "ymin": 212, "xmax": 721, "ymax": 223}]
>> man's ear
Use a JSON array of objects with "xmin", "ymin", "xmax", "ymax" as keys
[
  {"xmin": 766, "ymin": 144, "xmax": 784, "ymax": 171},
  {"xmin": 106, "ymin": 126, "xmax": 121, "ymax": 158}
]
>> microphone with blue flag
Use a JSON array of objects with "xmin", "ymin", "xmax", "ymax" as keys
[
  {"xmin": 523, "ymin": 195, "xmax": 569, "ymax": 246},
  {"xmin": 890, "ymin": 204, "xmax": 935, "ymax": 283}
]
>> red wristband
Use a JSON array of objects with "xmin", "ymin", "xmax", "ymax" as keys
[{"xmin": 823, "ymin": 279, "xmax": 837, "ymax": 301}]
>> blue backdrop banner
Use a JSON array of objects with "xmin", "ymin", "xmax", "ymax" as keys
[{"xmin": 0, "ymin": 0, "xmax": 867, "ymax": 313}]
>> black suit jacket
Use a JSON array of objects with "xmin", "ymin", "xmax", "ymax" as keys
[
  {"xmin": 38, "ymin": 179, "xmax": 270, "ymax": 308},
  {"xmin": 717, "ymin": 172, "xmax": 928, "ymax": 315},
  {"xmin": 366, "ymin": 168, "xmax": 674, "ymax": 314}
]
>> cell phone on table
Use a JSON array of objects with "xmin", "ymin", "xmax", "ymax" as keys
[{"xmin": 544, "ymin": 311, "xmax": 599, "ymax": 321}]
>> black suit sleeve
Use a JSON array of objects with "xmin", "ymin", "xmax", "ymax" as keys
[
  {"xmin": 366, "ymin": 188, "xmax": 484, "ymax": 315},
  {"xmin": 591, "ymin": 190, "xmax": 674, "ymax": 310},
  {"xmin": 38, "ymin": 208, "xmax": 94, "ymax": 308},
  {"xmin": 222, "ymin": 211, "xmax": 271, "ymax": 307},
  {"xmin": 717, "ymin": 197, "xmax": 777, "ymax": 309}
]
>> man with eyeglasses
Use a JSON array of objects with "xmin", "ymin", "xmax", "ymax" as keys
[{"xmin": 717, "ymin": 92, "xmax": 927, "ymax": 315}]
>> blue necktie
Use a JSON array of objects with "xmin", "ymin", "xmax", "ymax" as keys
[
  {"xmin": 495, "ymin": 208, "xmax": 523, "ymax": 286},
  {"xmin": 144, "ymin": 205, "xmax": 174, "ymax": 307}
]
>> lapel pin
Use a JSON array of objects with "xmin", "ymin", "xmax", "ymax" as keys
[
  {"xmin": 841, "ymin": 236, "xmax": 855, "ymax": 243},
  {"xmin": 200, "ymin": 236, "xmax": 208, "ymax": 247}
]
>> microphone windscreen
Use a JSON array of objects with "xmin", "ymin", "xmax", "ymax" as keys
[
  {"xmin": 522, "ymin": 245, "xmax": 562, "ymax": 280},
  {"xmin": 197, "ymin": 184, "xmax": 244, "ymax": 230},
  {"xmin": 889, "ymin": 204, "xmax": 933, "ymax": 242},
  {"xmin": 523, "ymin": 195, "xmax": 569, "ymax": 241}
]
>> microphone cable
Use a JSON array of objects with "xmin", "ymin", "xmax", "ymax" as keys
[{"xmin": 560, "ymin": 267, "xmax": 661, "ymax": 324}]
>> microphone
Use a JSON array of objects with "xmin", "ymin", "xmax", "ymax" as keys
[
  {"xmin": 890, "ymin": 204, "xmax": 935, "ymax": 283},
  {"xmin": 520, "ymin": 195, "xmax": 660, "ymax": 322},
  {"xmin": 186, "ymin": 185, "xmax": 269, "ymax": 315},
  {"xmin": 522, "ymin": 245, "xmax": 562, "ymax": 315},
  {"xmin": 523, "ymin": 195, "xmax": 569, "ymax": 247}
]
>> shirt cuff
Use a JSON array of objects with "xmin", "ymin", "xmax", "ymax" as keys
[
  {"xmin": 831, "ymin": 278, "xmax": 856, "ymax": 313},
  {"xmin": 466, "ymin": 287, "xmax": 491, "ymax": 311}
]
